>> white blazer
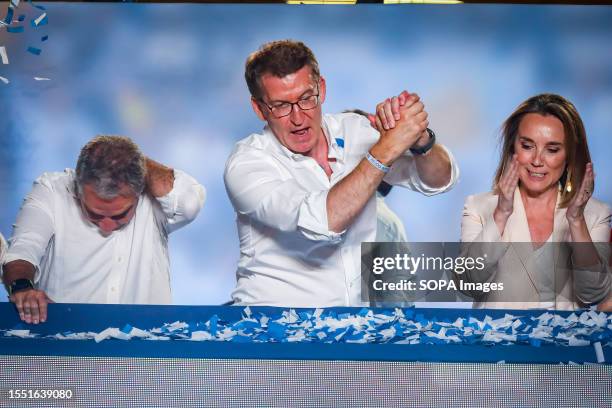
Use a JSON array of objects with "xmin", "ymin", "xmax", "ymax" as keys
[{"xmin": 458, "ymin": 189, "xmax": 611, "ymax": 310}]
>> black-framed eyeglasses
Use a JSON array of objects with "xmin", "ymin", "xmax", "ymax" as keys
[{"xmin": 259, "ymin": 91, "xmax": 320, "ymax": 118}]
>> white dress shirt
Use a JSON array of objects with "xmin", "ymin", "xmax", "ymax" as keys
[
  {"xmin": 2, "ymin": 168, "xmax": 205, "ymax": 304},
  {"xmin": 372, "ymin": 193, "xmax": 414, "ymax": 307},
  {"xmin": 376, "ymin": 193, "xmax": 408, "ymax": 243},
  {"xmin": 224, "ymin": 112, "xmax": 459, "ymax": 307}
]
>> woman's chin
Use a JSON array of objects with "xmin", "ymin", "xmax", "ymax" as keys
[{"xmin": 519, "ymin": 180, "xmax": 559, "ymax": 196}]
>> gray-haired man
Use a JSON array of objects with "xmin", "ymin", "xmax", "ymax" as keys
[{"xmin": 2, "ymin": 136, "xmax": 205, "ymax": 324}]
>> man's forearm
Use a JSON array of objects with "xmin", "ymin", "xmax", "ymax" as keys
[
  {"xmin": 326, "ymin": 94, "xmax": 430, "ymax": 233},
  {"xmin": 145, "ymin": 157, "xmax": 175, "ymax": 197},
  {"xmin": 413, "ymin": 144, "xmax": 452, "ymax": 188},
  {"xmin": 2, "ymin": 260, "xmax": 36, "ymax": 286},
  {"xmin": 327, "ymin": 146, "xmax": 388, "ymax": 233}
]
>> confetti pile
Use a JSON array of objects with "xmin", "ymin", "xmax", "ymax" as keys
[{"xmin": 3, "ymin": 308, "xmax": 611, "ymax": 353}]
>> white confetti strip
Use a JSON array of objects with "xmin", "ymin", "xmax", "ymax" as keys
[
  {"xmin": 166, "ymin": 321, "xmax": 188, "ymax": 332},
  {"xmin": 593, "ymin": 342, "xmax": 604, "ymax": 363},
  {"xmin": 6, "ymin": 329, "xmax": 32, "ymax": 338},
  {"xmin": 0, "ymin": 46, "xmax": 8, "ymax": 64},
  {"xmin": 128, "ymin": 327, "xmax": 152, "ymax": 338},
  {"xmin": 94, "ymin": 327, "xmax": 119, "ymax": 343},
  {"xmin": 33, "ymin": 12, "xmax": 46, "ymax": 27},
  {"xmin": 190, "ymin": 331, "xmax": 213, "ymax": 341}
]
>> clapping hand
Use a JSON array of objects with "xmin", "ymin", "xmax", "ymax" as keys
[
  {"xmin": 496, "ymin": 155, "xmax": 519, "ymax": 215},
  {"xmin": 566, "ymin": 163, "xmax": 594, "ymax": 223},
  {"xmin": 493, "ymin": 155, "xmax": 519, "ymax": 234}
]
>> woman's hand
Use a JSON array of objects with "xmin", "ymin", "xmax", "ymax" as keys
[
  {"xmin": 566, "ymin": 162, "xmax": 594, "ymax": 224},
  {"xmin": 493, "ymin": 155, "xmax": 519, "ymax": 235}
]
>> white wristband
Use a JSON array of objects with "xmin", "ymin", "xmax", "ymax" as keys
[{"xmin": 366, "ymin": 152, "xmax": 390, "ymax": 174}]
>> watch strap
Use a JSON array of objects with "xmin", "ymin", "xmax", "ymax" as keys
[
  {"xmin": 410, "ymin": 128, "xmax": 436, "ymax": 155},
  {"xmin": 8, "ymin": 278, "xmax": 34, "ymax": 296}
]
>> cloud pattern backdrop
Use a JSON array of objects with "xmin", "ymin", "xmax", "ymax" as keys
[{"xmin": 1, "ymin": 4, "xmax": 611, "ymax": 304}]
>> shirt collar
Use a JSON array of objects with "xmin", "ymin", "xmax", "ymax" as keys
[
  {"xmin": 65, "ymin": 168, "xmax": 79, "ymax": 199},
  {"xmin": 263, "ymin": 115, "xmax": 342, "ymax": 162}
]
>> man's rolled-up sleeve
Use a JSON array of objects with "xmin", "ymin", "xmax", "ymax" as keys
[
  {"xmin": 383, "ymin": 144, "xmax": 459, "ymax": 196},
  {"xmin": 1, "ymin": 176, "xmax": 56, "ymax": 283},
  {"xmin": 156, "ymin": 169, "xmax": 206, "ymax": 234},
  {"xmin": 224, "ymin": 150, "xmax": 343, "ymax": 243}
]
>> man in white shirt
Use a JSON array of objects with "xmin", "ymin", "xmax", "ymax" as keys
[
  {"xmin": 2, "ymin": 135, "xmax": 205, "ymax": 324},
  {"xmin": 224, "ymin": 40, "xmax": 459, "ymax": 307}
]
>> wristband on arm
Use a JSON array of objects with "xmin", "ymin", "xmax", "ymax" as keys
[{"xmin": 366, "ymin": 151, "xmax": 390, "ymax": 174}]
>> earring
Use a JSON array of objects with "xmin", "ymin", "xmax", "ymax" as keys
[{"xmin": 564, "ymin": 169, "xmax": 572, "ymax": 193}]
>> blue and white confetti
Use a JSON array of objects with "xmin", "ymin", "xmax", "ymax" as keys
[
  {"xmin": 2, "ymin": 308, "xmax": 611, "ymax": 360},
  {"xmin": 1, "ymin": 0, "xmax": 49, "ymax": 82},
  {"xmin": 30, "ymin": 11, "xmax": 46, "ymax": 27}
]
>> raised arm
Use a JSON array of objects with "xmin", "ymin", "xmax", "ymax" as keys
[
  {"xmin": 327, "ymin": 94, "xmax": 428, "ymax": 233},
  {"xmin": 146, "ymin": 158, "xmax": 206, "ymax": 234},
  {"xmin": 145, "ymin": 157, "xmax": 175, "ymax": 197},
  {"xmin": 368, "ymin": 91, "xmax": 453, "ymax": 189}
]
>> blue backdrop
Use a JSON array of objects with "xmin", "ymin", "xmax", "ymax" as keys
[{"xmin": 1, "ymin": 3, "xmax": 611, "ymax": 304}]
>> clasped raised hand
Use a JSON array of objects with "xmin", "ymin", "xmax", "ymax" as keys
[{"xmin": 369, "ymin": 90, "xmax": 430, "ymax": 161}]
